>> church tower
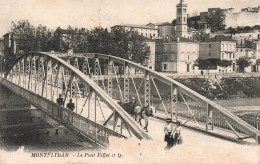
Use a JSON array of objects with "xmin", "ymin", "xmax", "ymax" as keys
[{"xmin": 176, "ymin": 0, "xmax": 188, "ymax": 38}]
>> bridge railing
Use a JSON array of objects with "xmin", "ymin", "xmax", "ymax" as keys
[{"xmin": 0, "ymin": 70, "xmax": 126, "ymax": 148}]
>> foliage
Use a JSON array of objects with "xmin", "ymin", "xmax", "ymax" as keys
[
  {"xmin": 206, "ymin": 10, "xmax": 226, "ymax": 32},
  {"xmin": 236, "ymin": 57, "xmax": 252, "ymax": 73},
  {"xmin": 87, "ymin": 27, "xmax": 150, "ymax": 64},
  {"xmin": 11, "ymin": 20, "xmax": 36, "ymax": 53},
  {"xmin": 177, "ymin": 77, "xmax": 260, "ymax": 100},
  {"xmin": 217, "ymin": 60, "xmax": 232, "ymax": 67},
  {"xmin": 194, "ymin": 58, "xmax": 219, "ymax": 70},
  {"xmin": 221, "ymin": 77, "xmax": 260, "ymax": 98},
  {"xmin": 217, "ymin": 59, "xmax": 232, "ymax": 73},
  {"xmin": 9, "ymin": 20, "xmax": 150, "ymax": 65},
  {"xmin": 226, "ymin": 27, "xmax": 237, "ymax": 34}
]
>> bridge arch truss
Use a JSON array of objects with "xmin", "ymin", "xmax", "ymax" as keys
[{"xmin": 57, "ymin": 52, "xmax": 260, "ymax": 144}]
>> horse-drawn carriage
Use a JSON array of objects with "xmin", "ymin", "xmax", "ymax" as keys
[{"xmin": 118, "ymin": 98, "xmax": 153, "ymax": 132}]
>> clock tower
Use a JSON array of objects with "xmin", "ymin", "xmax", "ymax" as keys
[{"xmin": 176, "ymin": 0, "xmax": 188, "ymax": 38}]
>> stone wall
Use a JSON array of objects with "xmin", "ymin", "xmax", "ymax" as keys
[{"xmin": 225, "ymin": 11, "xmax": 260, "ymax": 28}]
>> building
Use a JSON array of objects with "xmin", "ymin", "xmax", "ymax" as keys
[
  {"xmin": 199, "ymin": 12, "xmax": 211, "ymax": 34},
  {"xmin": 146, "ymin": 22, "xmax": 175, "ymax": 38},
  {"xmin": 0, "ymin": 38, "xmax": 4, "ymax": 57},
  {"xmin": 111, "ymin": 24, "xmax": 158, "ymax": 38},
  {"xmin": 241, "ymin": 6, "xmax": 260, "ymax": 13},
  {"xmin": 155, "ymin": 36, "xmax": 199, "ymax": 74},
  {"xmin": 175, "ymin": 0, "xmax": 188, "ymax": 38},
  {"xmin": 146, "ymin": 41, "xmax": 156, "ymax": 70},
  {"xmin": 3, "ymin": 33, "xmax": 16, "ymax": 58},
  {"xmin": 252, "ymin": 40, "xmax": 260, "ymax": 59},
  {"xmin": 199, "ymin": 35, "xmax": 236, "ymax": 73}
]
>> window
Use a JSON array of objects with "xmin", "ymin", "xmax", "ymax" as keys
[
  {"xmin": 222, "ymin": 44, "xmax": 224, "ymax": 49},
  {"xmin": 209, "ymin": 52, "xmax": 211, "ymax": 56},
  {"xmin": 188, "ymin": 55, "xmax": 189, "ymax": 60},
  {"xmin": 183, "ymin": 8, "xmax": 187, "ymax": 13},
  {"xmin": 177, "ymin": 8, "xmax": 181, "ymax": 14},
  {"xmin": 226, "ymin": 44, "xmax": 228, "ymax": 50},
  {"xmin": 229, "ymin": 53, "xmax": 231, "ymax": 58},
  {"xmin": 222, "ymin": 53, "xmax": 224, "ymax": 59},
  {"xmin": 164, "ymin": 64, "xmax": 167, "ymax": 70},
  {"xmin": 233, "ymin": 53, "xmax": 235, "ymax": 58},
  {"xmin": 178, "ymin": 17, "xmax": 181, "ymax": 22},
  {"xmin": 184, "ymin": 17, "xmax": 186, "ymax": 22},
  {"xmin": 209, "ymin": 44, "xmax": 211, "ymax": 48},
  {"xmin": 240, "ymin": 49, "xmax": 243, "ymax": 52}
]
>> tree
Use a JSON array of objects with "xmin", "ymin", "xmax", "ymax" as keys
[
  {"xmin": 236, "ymin": 57, "xmax": 252, "ymax": 73},
  {"xmin": 226, "ymin": 27, "xmax": 237, "ymax": 35},
  {"xmin": 206, "ymin": 10, "xmax": 226, "ymax": 32},
  {"xmin": 217, "ymin": 60, "xmax": 232, "ymax": 74},
  {"xmin": 85, "ymin": 27, "xmax": 150, "ymax": 64},
  {"xmin": 11, "ymin": 20, "xmax": 36, "ymax": 53},
  {"xmin": 194, "ymin": 58, "xmax": 219, "ymax": 75}
]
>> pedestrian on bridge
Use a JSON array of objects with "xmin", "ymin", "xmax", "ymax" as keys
[
  {"xmin": 66, "ymin": 99, "xmax": 75, "ymax": 111},
  {"xmin": 172, "ymin": 121, "xmax": 182, "ymax": 146},
  {"xmin": 56, "ymin": 94, "xmax": 64, "ymax": 106},
  {"xmin": 164, "ymin": 118, "xmax": 174, "ymax": 150}
]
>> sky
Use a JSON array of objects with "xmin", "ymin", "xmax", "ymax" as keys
[{"xmin": 0, "ymin": 0, "xmax": 260, "ymax": 36}]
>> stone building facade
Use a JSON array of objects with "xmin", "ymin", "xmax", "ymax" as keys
[{"xmin": 155, "ymin": 36, "xmax": 199, "ymax": 74}]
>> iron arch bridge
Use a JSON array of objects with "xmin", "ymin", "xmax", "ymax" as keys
[{"xmin": 0, "ymin": 52, "xmax": 260, "ymax": 147}]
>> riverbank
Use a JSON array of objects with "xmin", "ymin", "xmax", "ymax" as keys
[{"xmin": 0, "ymin": 107, "xmax": 93, "ymax": 151}]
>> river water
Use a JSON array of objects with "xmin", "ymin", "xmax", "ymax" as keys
[{"xmin": 0, "ymin": 107, "xmax": 93, "ymax": 152}]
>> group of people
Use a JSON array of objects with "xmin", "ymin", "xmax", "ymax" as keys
[
  {"xmin": 56, "ymin": 94, "xmax": 75, "ymax": 111},
  {"xmin": 164, "ymin": 118, "xmax": 182, "ymax": 150}
]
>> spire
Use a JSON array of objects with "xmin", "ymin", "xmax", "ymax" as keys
[{"xmin": 180, "ymin": 0, "xmax": 184, "ymax": 4}]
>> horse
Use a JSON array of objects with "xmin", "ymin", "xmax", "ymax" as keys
[
  {"xmin": 134, "ymin": 105, "xmax": 153, "ymax": 132},
  {"xmin": 118, "ymin": 101, "xmax": 136, "ymax": 118}
]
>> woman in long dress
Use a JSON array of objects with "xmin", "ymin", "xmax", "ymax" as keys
[
  {"xmin": 164, "ymin": 118, "xmax": 173, "ymax": 149},
  {"xmin": 172, "ymin": 121, "xmax": 182, "ymax": 146}
]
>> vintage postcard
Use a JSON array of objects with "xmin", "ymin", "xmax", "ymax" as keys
[{"xmin": 0, "ymin": 0, "xmax": 260, "ymax": 163}]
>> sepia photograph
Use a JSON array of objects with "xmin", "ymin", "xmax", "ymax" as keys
[{"xmin": 0, "ymin": 0, "xmax": 260, "ymax": 163}]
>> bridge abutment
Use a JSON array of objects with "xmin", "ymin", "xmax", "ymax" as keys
[{"xmin": 0, "ymin": 84, "xmax": 31, "ymax": 110}]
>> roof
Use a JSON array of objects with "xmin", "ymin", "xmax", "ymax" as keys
[
  {"xmin": 155, "ymin": 22, "xmax": 174, "ymax": 26},
  {"xmin": 111, "ymin": 24, "xmax": 157, "ymax": 30},
  {"xmin": 155, "ymin": 35, "xmax": 196, "ymax": 43},
  {"xmin": 203, "ymin": 35, "xmax": 236, "ymax": 42}
]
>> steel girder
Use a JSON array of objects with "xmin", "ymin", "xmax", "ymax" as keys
[
  {"xmin": 4, "ymin": 52, "xmax": 151, "ymax": 142},
  {"xmin": 54, "ymin": 53, "xmax": 260, "ymax": 144}
]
